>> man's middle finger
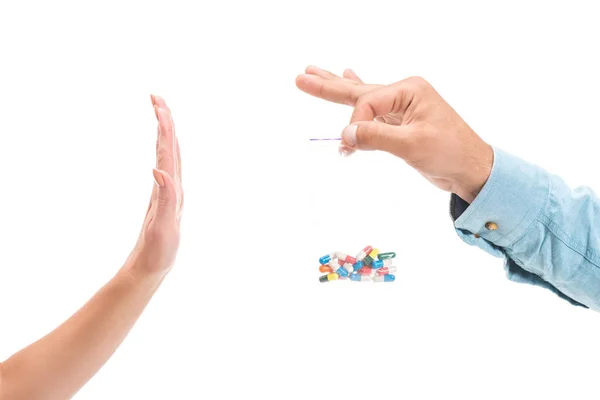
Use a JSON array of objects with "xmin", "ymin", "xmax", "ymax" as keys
[{"xmin": 296, "ymin": 74, "xmax": 382, "ymax": 106}]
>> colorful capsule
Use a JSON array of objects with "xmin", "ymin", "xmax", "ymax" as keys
[
  {"xmin": 328, "ymin": 262, "xmax": 348, "ymax": 277},
  {"xmin": 335, "ymin": 266, "xmax": 349, "ymax": 278},
  {"xmin": 376, "ymin": 266, "xmax": 397, "ymax": 275},
  {"xmin": 319, "ymin": 254, "xmax": 334, "ymax": 264},
  {"xmin": 372, "ymin": 259, "xmax": 393, "ymax": 269},
  {"xmin": 368, "ymin": 248, "xmax": 379, "ymax": 260},
  {"xmin": 350, "ymin": 273, "xmax": 372, "ymax": 282},
  {"xmin": 355, "ymin": 246, "xmax": 373, "ymax": 262},
  {"xmin": 319, "ymin": 264, "xmax": 333, "ymax": 273},
  {"xmin": 343, "ymin": 262, "xmax": 354, "ymax": 274},
  {"xmin": 318, "ymin": 248, "xmax": 395, "ymax": 283},
  {"xmin": 336, "ymin": 252, "xmax": 357, "ymax": 265},
  {"xmin": 319, "ymin": 273, "xmax": 339, "ymax": 282},
  {"xmin": 373, "ymin": 274, "xmax": 395, "ymax": 283},
  {"xmin": 378, "ymin": 252, "xmax": 396, "ymax": 260}
]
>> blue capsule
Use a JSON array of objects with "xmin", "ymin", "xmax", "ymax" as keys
[
  {"xmin": 373, "ymin": 274, "xmax": 395, "ymax": 283},
  {"xmin": 350, "ymin": 272, "xmax": 371, "ymax": 282},
  {"xmin": 372, "ymin": 259, "xmax": 393, "ymax": 269},
  {"xmin": 319, "ymin": 254, "xmax": 332, "ymax": 264},
  {"xmin": 336, "ymin": 267, "xmax": 349, "ymax": 278},
  {"xmin": 353, "ymin": 261, "xmax": 363, "ymax": 272}
]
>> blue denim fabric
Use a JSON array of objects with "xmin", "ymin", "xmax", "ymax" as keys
[{"xmin": 451, "ymin": 147, "xmax": 600, "ymax": 310}]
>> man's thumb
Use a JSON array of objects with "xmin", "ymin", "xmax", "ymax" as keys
[{"xmin": 341, "ymin": 122, "xmax": 410, "ymax": 155}]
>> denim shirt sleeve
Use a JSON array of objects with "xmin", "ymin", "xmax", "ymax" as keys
[{"xmin": 451, "ymin": 147, "xmax": 600, "ymax": 310}]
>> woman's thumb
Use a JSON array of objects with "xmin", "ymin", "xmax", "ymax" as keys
[{"xmin": 152, "ymin": 169, "xmax": 177, "ymax": 221}]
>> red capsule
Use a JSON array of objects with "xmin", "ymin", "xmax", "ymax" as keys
[
  {"xmin": 376, "ymin": 266, "xmax": 397, "ymax": 275},
  {"xmin": 355, "ymin": 246, "xmax": 373, "ymax": 262},
  {"xmin": 336, "ymin": 252, "xmax": 357, "ymax": 265},
  {"xmin": 320, "ymin": 265, "xmax": 333, "ymax": 273},
  {"xmin": 359, "ymin": 267, "xmax": 373, "ymax": 276},
  {"xmin": 338, "ymin": 259, "xmax": 345, "ymax": 266}
]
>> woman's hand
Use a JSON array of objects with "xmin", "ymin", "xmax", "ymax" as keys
[
  {"xmin": 0, "ymin": 96, "xmax": 185, "ymax": 400},
  {"xmin": 296, "ymin": 66, "xmax": 493, "ymax": 203},
  {"xmin": 126, "ymin": 95, "xmax": 184, "ymax": 280}
]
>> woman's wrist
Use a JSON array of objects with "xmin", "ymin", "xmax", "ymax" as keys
[{"xmin": 119, "ymin": 252, "xmax": 169, "ymax": 289}]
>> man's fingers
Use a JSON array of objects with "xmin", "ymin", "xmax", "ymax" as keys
[
  {"xmin": 305, "ymin": 65, "xmax": 340, "ymax": 80},
  {"xmin": 343, "ymin": 69, "xmax": 363, "ymax": 83},
  {"xmin": 296, "ymin": 74, "xmax": 381, "ymax": 106},
  {"xmin": 350, "ymin": 83, "xmax": 414, "ymax": 123},
  {"xmin": 340, "ymin": 121, "xmax": 413, "ymax": 158}
]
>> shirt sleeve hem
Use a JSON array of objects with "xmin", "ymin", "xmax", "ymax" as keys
[{"xmin": 454, "ymin": 147, "xmax": 550, "ymax": 248}]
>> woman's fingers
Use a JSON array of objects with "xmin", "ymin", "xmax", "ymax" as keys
[
  {"xmin": 174, "ymin": 136, "xmax": 183, "ymax": 219},
  {"xmin": 150, "ymin": 95, "xmax": 183, "ymax": 220},
  {"xmin": 154, "ymin": 107, "xmax": 176, "ymax": 178},
  {"xmin": 149, "ymin": 98, "xmax": 177, "ymax": 222},
  {"xmin": 153, "ymin": 95, "xmax": 181, "ymax": 185},
  {"xmin": 146, "ymin": 97, "xmax": 160, "ymax": 215},
  {"xmin": 175, "ymin": 136, "xmax": 182, "ymax": 184}
]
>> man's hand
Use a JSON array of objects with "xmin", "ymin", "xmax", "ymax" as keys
[{"xmin": 296, "ymin": 66, "xmax": 493, "ymax": 203}]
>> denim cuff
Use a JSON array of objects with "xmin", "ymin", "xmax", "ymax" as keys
[{"xmin": 453, "ymin": 147, "xmax": 550, "ymax": 248}]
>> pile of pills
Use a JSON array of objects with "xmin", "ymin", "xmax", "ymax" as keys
[{"xmin": 318, "ymin": 246, "xmax": 396, "ymax": 283}]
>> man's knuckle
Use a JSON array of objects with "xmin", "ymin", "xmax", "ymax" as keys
[
  {"xmin": 355, "ymin": 95, "xmax": 366, "ymax": 108},
  {"xmin": 355, "ymin": 96, "xmax": 374, "ymax": 117},
  {"xmin": 405, "ymin": 76, "xmax": 431, "ymax": 91},
  {"xmin": 361, "ymin": 124, "xmax": 377, "ymax": 144},
  {"xmin": 347, "ymin": 86, "xmax": 360, "ymax": 105},
  {"xmin": 407, "ymin": 75, "xmax": 425, "ymax": 84}
]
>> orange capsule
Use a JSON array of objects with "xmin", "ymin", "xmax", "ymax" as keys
[{"xmin": 319, "ymin": 264, "xmax": 333, "ymax": 273}]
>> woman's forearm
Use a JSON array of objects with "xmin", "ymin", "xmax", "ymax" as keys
[
  {"xmin": 0, "ymin": 95, "xmax": 182, "ymax": 400},
  {"xmin": 0, "ymin": 259, "xmax": 164, "ymax": 400}
]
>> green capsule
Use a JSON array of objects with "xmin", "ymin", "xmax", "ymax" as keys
[
  {"xmin": 363, "ymin": 255, "xmax": 373, "ymax": 265},
  {"xmin": 378, "ymin": 252, "xmax": 396, "ymax": 260},
  {"xmin": 319, "ymin": 273, "xmax": 339, "ymax": 283}
]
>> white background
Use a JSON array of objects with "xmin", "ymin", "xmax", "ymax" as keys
[{"xmin": 1, "ymin": 0, "xmax": 600, "ymax": 399}]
